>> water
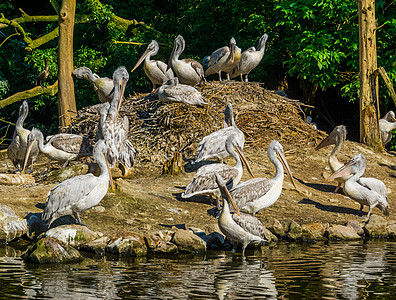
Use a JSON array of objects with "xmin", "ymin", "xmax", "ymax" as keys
[{"xmin": 1, "ymin": 241, "xmax": 396, "ymax": 299}]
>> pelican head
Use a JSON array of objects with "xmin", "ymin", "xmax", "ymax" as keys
[
  {"xmin": 384, "ymin": 110, "xmax": 396, "ymax": 122},
  {"xmin": 214, "ymin": 172, "xmax": 240, "ymax": 215},
  {"xmin": 131, "ymin": 40, "xmax": 159, "ymax": 73},
  {"xmin": 22, "ymin": 127, "xmax": 43, "ymax": 173},
  {"xmin": 225, "ymin": 135, "xmax": 255, "ymax": 178},
  {"xmin": 112, "ymin": 66, "xmax": 129, "ymax": 114},
  {"xmin": 328, "ymin": 153, "xmax": 366, "ymax": 181},
  {"xmin": 167, "ymin": 35, "xmax": 185, "ymax": 71},
  {"xmin": 315, "ymin": 125, "xmax": 347, "ymax": 150},
  {"xmin": 227, "ymin": 37, "xmax": 236, "ymax": 64},
  {"xmin": 257, "ymin": 34, "xmax": 269, "ymax": 51}
]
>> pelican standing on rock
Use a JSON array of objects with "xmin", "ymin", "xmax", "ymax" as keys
[
  {"xmin": 328, "ymin": 153, "xmax": 389, "ymax": 220},
  {"xmin": 231, "ymin": 34, "xmax": 268, "ymax": 82},
  {"xmin": 158, "ymin": 78, "xmax": 207, "ymax": 106},
  {"xmin": 194, "ymin": 102, "xmax": 244, "ymax": 163},
  {"xmin": 73, "ymin": 67, "xmax": 114, "ymax": 103},
  {"xmin": 205, "ymin": 37, "xmax": 241, "ymax": 81},
  {"xmin": 131, "ymin": 40, "xmax": 174, "ymax": 92},
  {"xmin": 379, "ymin": 110, "xmax": 396, "ymax": 146},
  {"xmin": 182, "ymin": 135, "xmax": 254, "ymax": 208},
  {"xmin": 22, "ymin": 127, "xmax": 93, "ymax": 172},
  {"xmin": 215, "ymin": 173, "xmax": 267, "ymax": 255},
  {"xmin": 42, "ymin": 139, "xmax": 112, "ymax": 227},
  {"xmin": 7, "ymin": 101, "xmax": 39, "ymax": 172},
  {"xmin": 167, "ymin": 35, "xmax": 205, "ymax": 86},
  {"xmin": 228, "ymin": 140, "xmax": 297, "ymax": 215}
]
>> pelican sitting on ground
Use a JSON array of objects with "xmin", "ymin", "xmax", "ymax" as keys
[
  {"xmin": 42, "ymin": 139, "xmax": 112, "ymax": 227},
  {"xmin": 7, "ymin": 101, "xmax": 39, "ymax": 172},
  {"xmin": 328, "ymin": 153, "xmax": 389, "ymax": 220},
  {"xmin": 23, "ymin": 127, "xmax": 93, "ymax": 172},
  {"xmin": 194, "ymin": 102, "xmax": 244, "ymax": 163},
  {"xmin": 231, "ymin": 34, "xmax": 268, "ymax": 82},
  {"xmin": 167, "ymin": 35, "xmax": 205, "ymax": 86},
  {"xmin": 182, "ymin": 135, "xmax": 254, "ymax": 208},
  {"xmin": 215, "ymin": 173, "xmax": 267, "ymax": 255},
  {"xmin": 228, "ymin": 140, "xmax": 297, "ymax": 215},
  {"xmin": 131, "ymin": 40, "xmax": 174, "ymax": 92},
  {"xmin": 73, "ymin": 67, "xmax": 114, "ymax": 103},
  {"xmin": 379, "ymin": 110, "xmax": 396, "ymax": 146},
  {"xmin": 315, "ymin": 125, "xmax": 348, "ymax": 193},
  {"xmin": 205, "ymin": 37, "xmax": 241, "ymax": 81},
  {"xmin": 158, "ymin": 78, "xmax": 207, "ymax": 106}
]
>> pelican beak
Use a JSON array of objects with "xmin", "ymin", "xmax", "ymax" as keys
[
  {"xmin": 131, "ymin": 48, "xmax": 150, "ymax": 73},
  {"xmin": 116, "ymin": 79, "xmax": 127, "ymax": 115},
  {"xmin": 278, "ymin": 151, "xmax": 298, "ymax": 190},
  {"xmin": 235, "ymin": 145, "xmax": 255, "ymax": 178},
  {"xmin": 229, "ymin": 43, "xmax": 235, "ymax": 64},
  {"xmin": 167, "ymin": 44, "xmax": 176, "ymax": 72},
  {"xmin": 315, "ymin": 133, "xmax": 335, "ymax": 150},
  {"xmin": 217, "ymin": 179, "xmax": 240, "ymax": 216},
  {"xmin": 327, "ymin": 159, "xmax": 355, "ymax": 181},
  {"xmin": 22, "ymin": 138, "xmax": 37, "ymax": 174},
  {"xmin": 105, "ymin": 153, "xmax": 114, "ymax": 192}
]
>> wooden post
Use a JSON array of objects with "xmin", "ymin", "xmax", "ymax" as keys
[
  {"xmin": 58, "ymin": 0, "xmax": 77, "ymax": 129},
  {"xmin": 358, "ymin": 0, "xmax": 383, "ymax": 151}
]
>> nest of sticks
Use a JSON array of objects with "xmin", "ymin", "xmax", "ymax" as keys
[{"xmin": 64, "ymin": 81, "xmax": 325, "ymax": 166}]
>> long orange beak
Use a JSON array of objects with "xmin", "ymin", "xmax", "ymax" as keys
[
  {"xmin": 215, "ymin": 173, "xmax": 240, "ymax": 216},
  {"xmin": 105, "ymin": 153, "xmax": 114, "ymax": 191},
  {"xmin": 327, "ymin": 160, "xmax": 355, "ymax": 181},
  {"xmin": 116, "ymin": 79, "xmax": 127, "ymax": 115},
  {"xmin": 131, "ymin": 48, "xmax": 150, "ymax": 73},
  {"xmin": 278, "ymin": 151, "xmax": 298, "ymax": 190},
  {"xmin": 315, "ymin": 133, "xmax": 335, "ymax": 150},
  {"xmin": 22, "ymin": 138, "xmax": 36, "ymax": 174},
  {"xmin": 235, "ymin": 145, "xmax": 255, "ymax": 178}
]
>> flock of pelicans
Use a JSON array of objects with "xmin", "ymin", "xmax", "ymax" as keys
[{"xmin": 5, "ymin": 34, "xmax": 396, "ymax": 255}]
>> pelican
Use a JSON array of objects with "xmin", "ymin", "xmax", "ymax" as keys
[
  {"xmin": 379, "ymin": 110, "xmax": 396, "ymax": 146},
  {"xmin": 215, "ymin": 173, "xmax": 267, "ymax": 255},
  {"xmin": 42, "ymin": 139, "xmax": 112, "ymax": 227},
  {"xmin": 130, "ymin": 40, "xmax": 174, "ymax": 92},
  {"xmin": 231, "ymin": 34, "xmax": 268, "ymax": 82},
  {"xmin": 205, "ymin": 37, "xmax": 242, "ymax": 81},
  {"xmin": 167, "ymin": 35, "xmax": 205, "ymax": 86},
  {"xmin": 97, "ymin": 66, "xmax": 135, "ymax": 173},
  {"xmin": 228, "ymin": 140, "xmax": 297, "ymax": 215},
  {"xmin": 194, "ymin": 102, "xmax": 244, "ymax": 163},
  {"xmin": 158, "ymin": 78, "xmax": 207, "ymax": 106},
  {"xmin": 35, "ymin": 58, "xmax": 49, "ymax": 89},
  {"xmin": 328, "ymin": 153, "xmax": 389, "ymax": 220},
  {"xmin": 73, "ymin": 67, "xmax": 114, "ymax": 103},
  {"xmin": 182, "ymin": 135, "xmax": 254, "ymax": 208},
  {"xmin": 315, "ymin": 125, "xmax": 349, "ymax": 193},
  {"xmin": 22, "ymin": 127, "xmax": 93, "ymax": 172},
  {"xmin": 7, "ymin": 101, "xmax": 39, "ymax": 172}
]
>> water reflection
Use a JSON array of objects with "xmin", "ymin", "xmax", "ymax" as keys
[{"xmin": 0, "ymin": 242, "xmax": 395, "ymax": 299}]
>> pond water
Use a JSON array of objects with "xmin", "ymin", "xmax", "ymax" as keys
[{"xmin": 1, "ymin": 241, "xmax": 396, "ymax": 299}]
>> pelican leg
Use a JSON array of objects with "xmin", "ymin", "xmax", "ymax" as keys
[
  {"xmin": 359, "ymin": 204, "xmax": 364, "ymax": 211},
  {"xmin": 226, "ymin": 73, "xmax": 231, "ymax": 81},
  {"xmin": 245, "ymin": 74, "xmax": 249, "ymax": 82},
  {"xmin": 240, "ymin": 74, "xmax": 243, "ymax": 82},
  {"xmin": 366, "ymin": 206, "xmax": 373, "ymax": 221},
  {"xmin": 333, "ymin": 183, "xmax": 342, "ymax": 193},
  {"xmin": 218, "ymin": 71, "xmax": 222, "ymax": 82},
  {"xmin": 74, "ymin": 212, "xmax": 87, "ymax": 227}
]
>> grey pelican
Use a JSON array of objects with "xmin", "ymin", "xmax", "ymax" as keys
[
  {"xmin": 158, "ymin": 78, "xmax": 207, "ymax": 106},
  {"xmin": 35, "ymin": 58, "xmax": 49, "ymax": 89},
  {"xmin": 194, "ymin": 102, "xmax": 244, "ymax": 163},
  {"xmin": 379, "ymin": 110, "xmax": 396, "ymax": 146},
  {"xmin": 22, "ymin": 127, "xmax": 93, "ymax": 172},
  {"xmin": 231, "ymin": 34, "xmax": 268, "ymax": 82},
  {"xmin": 42, "ymin": 139, "xmax": 112, "ymax": 227},
  {"xmin": 97, "ymin": 66, "xmax": 135, "ymax": 172},
  {"xmin": 73, "ymin": 67, "xmax": 114, "ymax": 103},
  {"xmin": 328, "ymin": 153, "xmax": 389, "ymax": 220},
  {"xmin": 315, "ymin": 125, "xmax": 349, "ymax": 193},
  {"xmin": 167, "ymin": 35, "xmax": 205, "ymax": 86},
  {"xmin": 7, "ymin": 101, "xmax": 39, "ymax": 172},
  {"xmin": 228, "ymin": 140, "xmax": 297, "ymax": 215},
  {"xmin": 205, "ymin": 37, "xmax": 242, "ymax": 81},
  {"xmin": 130, "ymin": 40, "xmax": 174, "ymax": 92},
  {"xmin": 215, "ymin": 173, "xmax": 267, "ymax": 255},
  {"xmin": 182, "ymin": 135, "xmax": 254, "ymax": 208}
]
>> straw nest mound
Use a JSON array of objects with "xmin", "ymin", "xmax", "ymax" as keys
[{"xmin": 65, "ymin": 81, "xmax": 325, "ymax": 166}]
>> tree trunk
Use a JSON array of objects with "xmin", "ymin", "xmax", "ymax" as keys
[
  {"xmin": 58, "ymin": 0, "xmax": 76, "ymax": 129},
  {"xmin": 358, "ymin": 0, "xmax": 382, "ymax": 151}
]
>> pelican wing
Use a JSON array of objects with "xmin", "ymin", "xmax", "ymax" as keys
[
  {"xmin": 155, "ymin": 60, "xmax": 172, "ymax": 78},
  {"xmin": 231, "ymin": 178, "xmax": 274, "ymax": 208},
  {"xmin": 232, "ymin": 212, "xmax": 267, "ymax": 240},
  {"xmin": 50, "ymin": 134, "xmax": 92, "ymax": 156},
  {"xmin": 7, "ymin": 135, "xmax": 21, "ymax": 166},
  {"xmin": 207, "ymin": 47, "xmax": 228, "ymax": 68},
  {"xmin": 187, "ymin": 59, "xmax": 205, "ymax": 79},
  {"xmin": 358, "ymin": 177, "xmax": 387, "ymax": 199}
]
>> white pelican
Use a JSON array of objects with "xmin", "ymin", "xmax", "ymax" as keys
[
  {"xmin": 215, "ymin": 173, "xmax": 267, "ymax": 255},
  {"xmin": 130, "ymin": 40, "xmax": 174, "ymax": 92},
  {"xmin": 7, "ymin": 101, "xmax": 39, "ymax": 172},
  {"xmin": 182, "ymin": 135, "xmax": 254, "ymax": 208},
  {"xmin": 158, "ymin": 78, "xmax": 207, "ymax": 106},
  {"xmin": 42, "ymin": 139, "xmax": 112, "ymax": 227},
  {"xmin": 22, "ymin": 127, "xmax": 93, "ymax": 172},
  {"xmin": 205, "ymin": 37, "xmax": 242, "ymax": 81},
  {"xmin": 73, "ymin": 67, "xmax": 114, "ymax": 103},
  {"xmin": 328, "ymin": 153, "xmax": 389, "ymax": 220},
  {"xmin": 35, "ymin": 58, "xmax": 49, "ymax": 89},
  {"xmin": 229, "ymin": 140, "xmax": 297, "ymax": 215},
  {"xmin": 167, "ymin": 35, "xmax": 205, "ymax": 86},
  {"xmin": 97, "ymin": 66, "xmax": 135, "ymax": 172},
  {"xmin": 194, "ymin": 102, "xmax": 244, "ymax": 163},
  {"xmin": 379, "ymin": 110, "xmax": 396, "ymax": 146},
  {"xmin": 231, "ymin": 34, "xmax": 268, "ymax": 82}
]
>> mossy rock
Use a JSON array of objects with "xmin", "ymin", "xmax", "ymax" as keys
[
  {"xmin": 106, "ymin": 232, "xmax": 148, "ymax": 257},
  {"xmin": 171, "ymin": 229, "xmax": 206, "ymax": 253},
  {"xmin": 45, "ymin": 224, "xmax": 100, "ymax": 246}
]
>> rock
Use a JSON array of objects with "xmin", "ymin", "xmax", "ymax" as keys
[
  {"xmin": 386, "ymin": 221, "xmax": 396, "ymax": 239},
  {"xmin": 0, "ymin": 204, "xmax": 28, "ymax": 243},
  {"xmin": 0, "ymin": 173, "xmax": 35, "ymax": 185},
  {"xmin": 145, "ymin": 234, "xmax": 178, "ymax": 255},
  {"xmin": 22, "ymin": 236, "xmax": 83, "ymax": 264},
  {"xmin": 262, "ymin": 227, "xmax": 278, "ymax": 243},
  {"xmin": 47, "ymin": 164, "xmax": 88, "ymax": 182},
  {"xmin": 262, "ymin": 216, "xmax": 285, "ymax": 238},
  {"xmin": 364, "ymin": 214, "xmax": 388, "ymax": 238},
  {"xmin": 79, "ymin": 236, "xmax": 110, "ymax": 256},
  {"xmin": 25, "ymin": 213, "xmax": 47, "ymax": 240},
  {"xmin": 326, "ymin": 224, "xmax": 362, "ymax": 241},
  {"xmin": 171, "ymin": 229, "xmax": 206, "ymax": 253},
  {"xmin": 346, "ymin": 220, "xmax": 364, "ymax": 236},
  {"xmin": 299, "ymin": 223, "xmax": 326, "ymax": 243},
  {"xmin": 200, "ymin": 232, "xmax": 225, "ymax": 250},
  {"xmin": 284, "ymin": 220, "xmax": 303, "ymax": 241},
  {"xmin": 106, "ymin": 232, "xmax": 148, "ymax": 257},
  {"xmin": 44, "ymin": 224, "xmax": 100, "ymax": 246}
]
